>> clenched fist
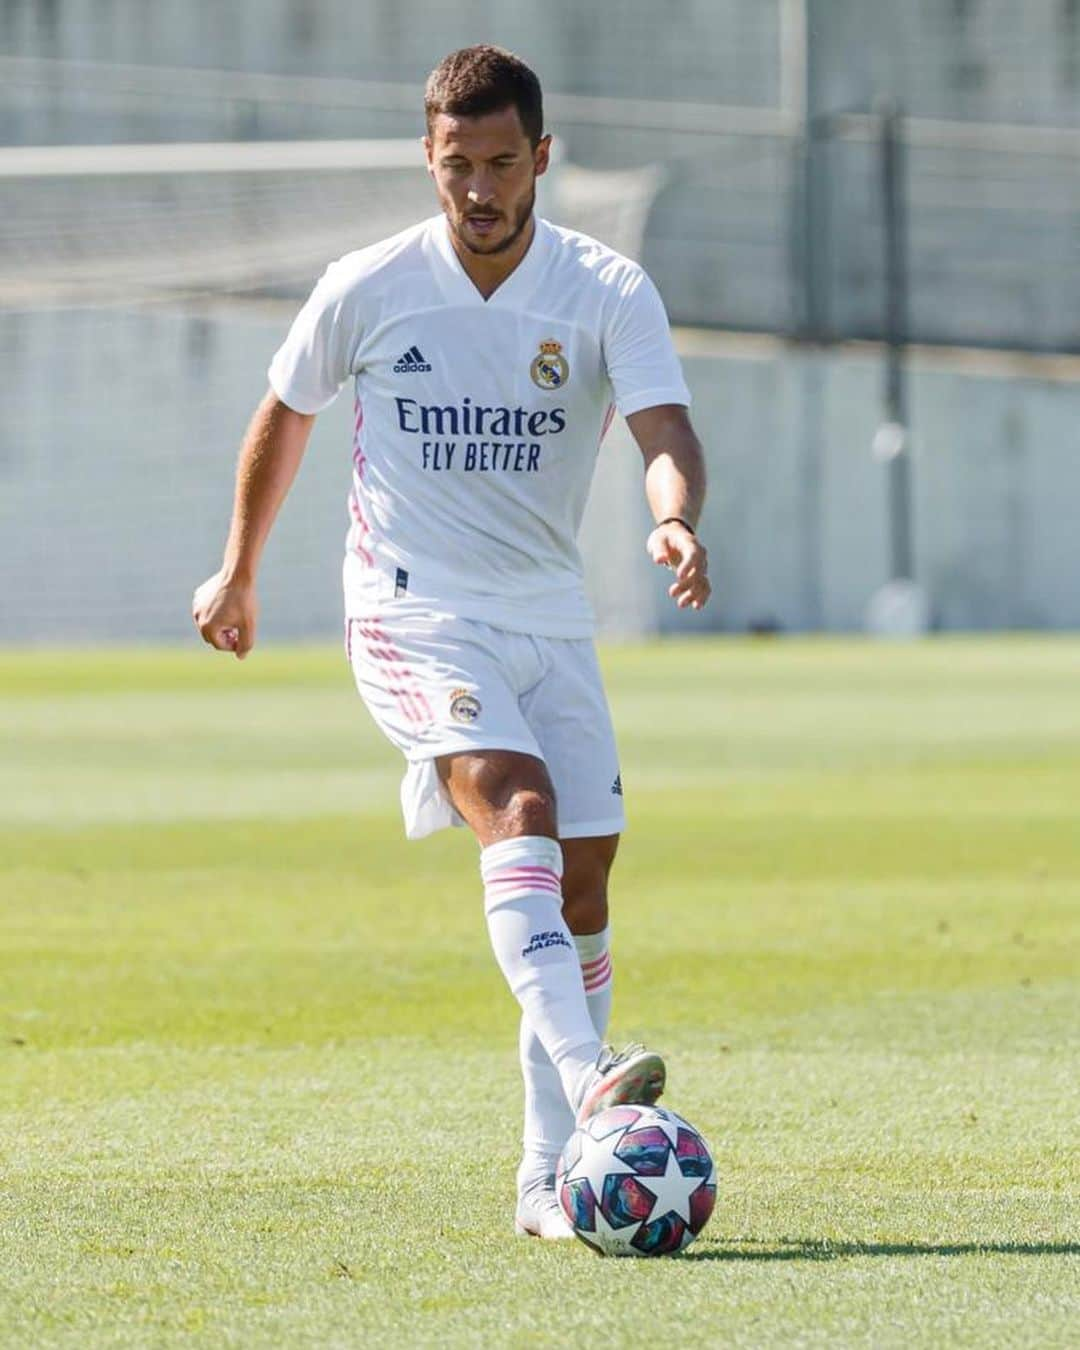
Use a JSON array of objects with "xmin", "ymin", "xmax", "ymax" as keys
[{"xmin": 192, "ymin": 570, "xmax": 258, "ymax": 659}]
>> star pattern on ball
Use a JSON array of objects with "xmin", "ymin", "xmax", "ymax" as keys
[
  {"xmin": 561, "ymin": 1120, "xmax": 637, "ymax": 1190},
  {"xmin": 645, "ymin": 1140, "xmax": 710, "ymax": 1226},
  {"xmin": 558, "ymin": 1106, "xmax": 718, "ymax": 1257},
  {"xmin": 647, "ymin": 1110, "xmax": 685, "ymax": 1148},
  {"xmin": 583, "ymin": 1199, "xmax": 646, "ymax": 1255}
]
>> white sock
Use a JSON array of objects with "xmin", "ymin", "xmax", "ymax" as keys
[
  {"xmin": 518, "ymin": 926, "xmax": 613, "ymax": 1194},
  {"xmin": 577, "ymin": 927, "xmax": 615, "ymax": 1035},
  {"xmin": 481, "ymin": 837, "xmax": 599, "ymax": 1112}
]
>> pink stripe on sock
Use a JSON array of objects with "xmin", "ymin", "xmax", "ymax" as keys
[
  {"xmin": 485, "ymin": 881, "xmax": 563, "ymax": 897},
  {"xmin": 580, "ymin": 952, "xmax": 610, "ymax": 973},
  {"xmin": 485, "ymin": 874, "xmax": 562, "ymax": 884},
  {"xmin": 486, "ymin": 874, "xmax": 561, "ymax": 885},
  {"xmin": 582, "ymin": 955, "xmax": 613, "ymax": 991},
  {"xmin": 485, "ymin": 868, "xmax": 559, "ymax": 881}
]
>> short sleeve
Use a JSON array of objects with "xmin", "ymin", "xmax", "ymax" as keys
[
  {"xmin": 603, "ymin": 269, "xmax": 690, "ymax": 417},
  {"xmin": 267, "ymin": 259, "xmax": 362, "ymax": 414}
]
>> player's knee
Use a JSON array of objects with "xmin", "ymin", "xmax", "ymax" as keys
[
  {"xmin": 499, "ymin": 785, "xmax": 558, "ymax": 838},
  {"xmin": 458, "ymin": 755, "xmax": 558, "ymax": 837},
  {"xmin": 562, "ymin": 886, "xmax": 608, "ymax": 935},
  {"xmin": 562, "ymin": 864, "xmax": 610, "ymax": 932}
]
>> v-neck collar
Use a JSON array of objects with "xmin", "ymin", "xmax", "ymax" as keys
[{"xmin": 427, "ymin": 213, "xmax": 549, "ymax": 309}]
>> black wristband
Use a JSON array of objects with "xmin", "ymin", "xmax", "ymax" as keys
[{"xmin": 657, "ymin": 516, "xmax": 696, "ymax": 536}]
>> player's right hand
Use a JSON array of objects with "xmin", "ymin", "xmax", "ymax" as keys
[{"xmin": 192, "ymin": 569, "xmax": 258, "ymax": 659}]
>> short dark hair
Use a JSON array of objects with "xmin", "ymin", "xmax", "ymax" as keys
[{"xmin": 424, "ymin": 46, "xmax": 544, "ymax": 148}]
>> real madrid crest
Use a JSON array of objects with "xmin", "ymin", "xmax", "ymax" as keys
[
  {"xmin": 449, "ymin": 687, "xmax": 482, "ymax": 724},
  {"xmin": 530, "ymin": 338, "xmax": 570, "ymax": 391}
]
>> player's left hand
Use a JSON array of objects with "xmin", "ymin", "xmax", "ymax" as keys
[{"xmin": 646, "ymin": 521, "xmax": 711, "ymax": 610}]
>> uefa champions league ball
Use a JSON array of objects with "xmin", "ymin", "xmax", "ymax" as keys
[{"xmin": 556, "ymin": 1104, "xmax": 717, "ymax": 1256}]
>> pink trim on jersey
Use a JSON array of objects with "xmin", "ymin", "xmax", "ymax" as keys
[
  {"xmin": 349, "ymin": 396, "xmax": 374, "ymax": 565},
  {"xmin": 599, "ymin": 402, "xmax": 616, "ymax": 444},
  {"xmin": 352, "ymin": 396, "xmax": 368, "ymax": 478},
  {"xmin": 348, "ymin": 491, "xmax": 374, "ymax": 566}
]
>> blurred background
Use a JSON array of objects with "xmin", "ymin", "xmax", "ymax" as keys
[{"xmin": 2, "ymin": 0, "xmax": 1080, "ymax": 641}]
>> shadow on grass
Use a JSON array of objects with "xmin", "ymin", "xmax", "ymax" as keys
[{"xmin": 683, "ymin": 1239, "xmax": 1080, "ymax": 1262}]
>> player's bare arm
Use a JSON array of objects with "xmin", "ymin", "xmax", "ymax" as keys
[
  {"xmin": 192, "ymin": 391, "xmax": 315, "ymax": 658},
  {"xmin": 627, "ymin": 403, "xmax": 711, "ymax": 611}
]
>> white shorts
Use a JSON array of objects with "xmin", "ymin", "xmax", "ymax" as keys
[{"xmin": 345, "ymin": 608, "xmax": 626, "ymax": 841}]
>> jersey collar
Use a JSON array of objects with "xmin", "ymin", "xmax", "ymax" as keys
[{"xmin": 426, "ymin": 213, "xmax": 550, "ymax": 309}]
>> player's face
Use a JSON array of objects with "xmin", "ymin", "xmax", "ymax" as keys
[{"xmin": 425, "ymin": 107, "xmax": 551, "ymax": 257}]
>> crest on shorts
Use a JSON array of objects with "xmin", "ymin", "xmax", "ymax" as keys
[
  {"xmin": 530, "ymin": 339, "xmax": 569, "ymax": 391},
  {"xmin": 449, "ymin": 687, "xmax": 482, "ymax": 724}
]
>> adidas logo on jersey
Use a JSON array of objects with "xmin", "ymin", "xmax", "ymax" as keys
[{"xmin": 393, "ymin": 345, "xmax": 432, "ymax": 373}]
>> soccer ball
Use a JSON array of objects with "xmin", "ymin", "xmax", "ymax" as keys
[{"xmin": 556, "ymin": 1104, "xmax": 717, "ymax": 1256}]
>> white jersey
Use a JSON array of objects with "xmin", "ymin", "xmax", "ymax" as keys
[{"xmin": 268, "ymin": 213, "xmax": 690, "ymax": 637}]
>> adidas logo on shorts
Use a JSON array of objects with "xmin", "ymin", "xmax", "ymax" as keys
[{"xmin": 393, "ymin": 345, "xmax": 432, "ymax": 373}]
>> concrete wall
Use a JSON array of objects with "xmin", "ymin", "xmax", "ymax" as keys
[
  {"xmin": 811, "ymin": 0, "xmax": 1080, "ymax": 128},
  {"xmin": 2, "ymin": 307, "xmax": 1077, "ymax": 643},
  {"xmin": 0, "ymin": 0, "xmax": 778, "ymax": 125},
  {"xmin": 8, "ymin": 0, "xmax": 1079, "ymax": 128},
  {"xmin": 9, "ymin": 2, "xmax": 1080, "ymax": 347},
  {"xmin": 610, "ymin": 333, "xmax": 1080, "ymax": 634}
]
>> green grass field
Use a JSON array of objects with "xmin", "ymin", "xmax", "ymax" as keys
[{"xmin": 1, "ymin": 638, "xmax": 1077, "ymax": 1347}]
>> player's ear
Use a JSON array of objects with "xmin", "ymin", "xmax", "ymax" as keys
[
  {"xmin": 422, "ymin": 135, "xmax": 434, "ymax": 176},
  {"xmin": 534, "ymin": 134, "xmax": 552, "ymax": 178}
]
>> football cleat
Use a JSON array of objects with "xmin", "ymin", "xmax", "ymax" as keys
[
  {"xmin": 514, "ymin": 1176, "xmax": 575, "ymax": 1240},
  {"xmin": 574, "ymin": 1042, "xmax": 666, "ymax": 1126}
]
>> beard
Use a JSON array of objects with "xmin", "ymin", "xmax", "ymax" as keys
[{"xmin": 452, "ymin": 183, "xmax": 536, "ymax": 256}]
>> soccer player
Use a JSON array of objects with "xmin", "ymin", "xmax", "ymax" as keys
[{"xmin": 193, "ymin": 45, "xmax": 710, "ymax": 1240}]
